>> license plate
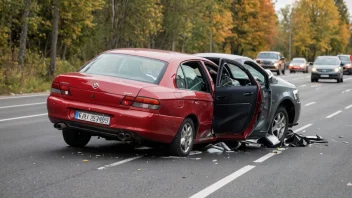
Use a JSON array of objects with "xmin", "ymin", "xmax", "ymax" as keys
[
  {"xmin": 74, "ymin": 111, "xmax": 110, "ymax": 125},
  {"xmin": 321, "ymin": 75, "xmax": 329, "ymax": 77}
]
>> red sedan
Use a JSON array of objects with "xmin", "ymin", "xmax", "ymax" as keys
[{"xmin": 47, "ymin": 49, "xmax": 265, "ymax": 156}]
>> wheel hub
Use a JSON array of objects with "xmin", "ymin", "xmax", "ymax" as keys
[{"xmin": 180, "ymin": 123, "xmax": 193, "ymax": 153}]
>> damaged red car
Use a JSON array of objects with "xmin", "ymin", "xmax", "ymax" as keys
[{"xmin": 47, "ymin": 49, "xmax": 298, "ymax": 156}]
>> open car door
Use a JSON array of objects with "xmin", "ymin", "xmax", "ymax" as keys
[{"xmin": 212, "ymin": 58, "xmax": 262, "ymax": 140}]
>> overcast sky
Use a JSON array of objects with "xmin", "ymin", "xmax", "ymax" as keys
[{"xmin": 274, "ymin": 0, "xmax": 352, "ymax": 17}]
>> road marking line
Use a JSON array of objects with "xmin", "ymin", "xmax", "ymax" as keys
[
  {"xmin": 0, "ymin": 94, "xmax": 48, "ymax": 100},
  {"xmin": 189, "ymin": 165, "xmax": 255, "ymax": 198},
  {"xmin": 0, "ymin": 113, "xmax": 48, "ymax": 122},
  {"xmin": 345, "ymin": 105, "xmax": 352, "ymax": 109},
  {"xmin": 97, "ymin": 156, "xmax": 143, "ymax": 170},
  {"xmin": 0, "ymin": 102, "xmax": 46, "ymax": 109},
  {"xmin": 253, "ymin": 153, "xmax": 276, "ymax": 163},
  {"xmin": 293, "ymin": 124, "xmax": 313, "ymax": 133},
  {"xmin": 305, "ymin": 102, "xmax": 316, "ymax": 107},
  {"xmin": 300, "ymin": 85, "xmax": 307, "ymax": 87},
  {"xmin": 326, "ymin": 110, "xmax": 342, "ymax": 119},
  {"xmin": 344, "ymin": 78, "xmax": 352, "ymax": 81},
  {"xmin": 346, "ymin": 89, "xmax": 351, "ymax": 92}
]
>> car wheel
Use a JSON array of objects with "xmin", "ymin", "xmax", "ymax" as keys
[
  {"xmin": 341, "ymin": 76, "xmax": 344, "ymax": 83},
  {"xmin": 268, "ymin": 107, "xmax": 289, "ymax": 145},
  {"xmin": 290, "ymin": 70, "xmax": 293, "ymax": 74},
  {"xmin": 337, "ymin": 78, "xmax": 341, "ymax": 83},
  {"xmin": 169, "ymin": 118, "xmax": 195, "ymax": 157},
  {"xmin": 311, "ymin": 78, "xmax": 315, "ymax": 82},
  {"xmin": 277, "ymin": 70, "xmax": 280, "ymax": 75},
  {"xmin": 63, "ymin": 129, "xmax": 91, "ymax": 147}
]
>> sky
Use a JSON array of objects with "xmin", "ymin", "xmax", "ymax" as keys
[{"xmin": 274, "ymin": 0, "xmax": 352, "ymax": 19}]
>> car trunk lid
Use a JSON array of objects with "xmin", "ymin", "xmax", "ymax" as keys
[{"xmin": 58, "ymin": 72, "xmax": 157, "ymax": 108}]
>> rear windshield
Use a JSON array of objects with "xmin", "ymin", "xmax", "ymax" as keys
[
  {"xmin": 338, "ymin": 55, "xmax": 350, "ymax": 62},
  {"xmin": 257, "ymin": 53, "xmax": 279, "ymax": 59},
  {"xmin": 80, "ymin": 53, "xmax": 167, "ymax": 84},
  {"xmin": 314, "ymin": 57, "xmax": 339, "ymax": 65},
  {"xmin": 291, "ymin": 59, "xmax": 305, "ymax": 63}
]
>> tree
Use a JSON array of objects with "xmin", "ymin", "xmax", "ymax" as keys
[
  {"xmin": 49, "ymin": 0, "xmax": 59, "ymax": 76},
  {"xmin": 18, "ymin": 0, "xmax": 31, "ymax": 68}
]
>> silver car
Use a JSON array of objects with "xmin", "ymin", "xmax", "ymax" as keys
[{"xmin": 311, "ymin": 56, "xmax": 344, "ymax": 83}]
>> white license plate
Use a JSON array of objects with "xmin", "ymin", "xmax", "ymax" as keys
[
  {"xmin": 74, "ymin": 111, "xmax": 110, "ymax": 125},
  {"xmin": 321, "ymin": 75, "xmax": 329, "ymax": 77}
]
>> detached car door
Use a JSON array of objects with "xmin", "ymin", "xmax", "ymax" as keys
[{"xmin": 212, "ymin": 59, "xmax": 262, "ymax": 139}]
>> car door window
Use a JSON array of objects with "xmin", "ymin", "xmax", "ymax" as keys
[
  {"xmin": 219, "ymin": 63, "xmax": 251, "ymax": 87},
  {"xmin": 176, "ymin": 67, "xmax": 186, "ymax": 89},
  {"xmin": 243, "ymin": 63, "xmax": 265, "ymax": 85},
  {"xmin": 181, "ymin": 62, "xmax": 209, "ymax": 93}
]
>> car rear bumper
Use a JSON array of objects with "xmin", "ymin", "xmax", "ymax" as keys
[
  {"xmin": 47, "ymin": 96, "xmax": 183, "ymax": 144},
  {"xmin": 311, "ymin": 72, "xmax": 342, "ymax": 79},
  {"xmin": 289, "ymin": 66, "xmax": 306, "ymax": 71}
]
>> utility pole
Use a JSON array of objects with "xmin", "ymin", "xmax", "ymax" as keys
[{"xmin": 289, "ymin": 0, "xmax": 293, "ymax": 61}]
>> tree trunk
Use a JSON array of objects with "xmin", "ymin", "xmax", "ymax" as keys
[
  {"xmin": 18, "ymin": 0, "xmax": 31, "ymax": 69},
  {"xmin": 49, "ymin": 0, "xmax": 59, "ymax": 77}
]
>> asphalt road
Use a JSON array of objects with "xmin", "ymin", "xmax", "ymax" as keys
[{"xmin": 1, "ymin": 70, "xmax": 352, "ymax": 198}]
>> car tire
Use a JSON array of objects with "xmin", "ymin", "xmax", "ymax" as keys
[
  {"xmin": 277, "ymin": 70, "xmax": 280, "ymax": 75},
  {"xmin": 337, "ymin": 78, "xmax": 341, "ymax": 83},
  {"xmin": 267, "ymin": 106, "xmax": 289, "ymax": 147},
  {"xmin": 169, "ymin": 118, "xmax": 195, "ymax": 157},
  {"xmin": 62, "ymin": 129, "xmax": 91, "ymax": 147},
  {"xmin": 290, "ymin": 70, "xmax": 293, "ymax": 74},
  {"xmin": 341, "ymin": 76, "xmax": 344, "ymax": 83}
]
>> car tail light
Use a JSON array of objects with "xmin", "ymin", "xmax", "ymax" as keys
[
  {"xmin": 120, "ymin": 96, "xmax": 160, "ymax": 110},
  {"xmin": 51, "ymin": 82, "xmax": 71, "ymax": 95}
]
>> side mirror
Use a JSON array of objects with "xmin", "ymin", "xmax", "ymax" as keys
[{"xmin": 309, "ymin": 62, "xmax": 313, "ymax": 66}]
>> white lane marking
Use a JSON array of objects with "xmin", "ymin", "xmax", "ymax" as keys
[
  {"xmin": 345, "ymin": 89, "xmax": 351, "ymax": 92},
  {"xmin": 305, "ymin": 102, "xmax": 316, "ymax": 107},
  {"xmin": 300, "ymin": 85, "xmax": 307, "ymax": 87},
  {"xmin": 97, "ymin": 156, "xmax": 143, "ymax": 170},
  {"xmin": 344, "ymin": 78, "xmax": 352, "ymax": 81},
  {"xmin": 253, "ymin": 153, "xmax": 276, "ymax": 163},
  {"xmin": 293, "ymin": 124, "xmax": 313, "ymax": 133},
  {"xmin": 0, "ymin": 94, "xmax": 48, "ymax": 100},
  {"xmin": 189, "ymin": 165, "xmax": 256, "ymax": 198},
  {"xmin": 0, "ymin": 102, "xmax": 46, "ymax": 109},
  {"xmin": 345, "ymin": 105, "xmax": 352, "ymax": 109},
  {"xmin": 0, "ymin": 113, "xmax": 48, "ymax": 122},
  {"xmin": 326, "ymin": 110, "xmax": 342, "ymax": 119}
]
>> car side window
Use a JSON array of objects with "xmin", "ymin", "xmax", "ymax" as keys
[
  {"xmin": 219, "ymin": 63, "xmax": 251, "ymax": 87},
  {"xmin": 181, "ymin": 61, "xmax": 209, "ymax": 93},
  {"xmin": 176, "ymin": 67, "xmax": 186, "ymax": 89},
  {"xmin": 243, "ymin": 63, "xmax": 265, "ymax": 85}
]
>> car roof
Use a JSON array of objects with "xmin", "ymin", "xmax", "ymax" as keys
[
  {"xmin": 105, "ymin": 48, "xmax": 204, "ymax": 62},
  {"xmin": 258, "ymin": 51, "xmax": 280, "ymax": 54},
  {"xmin": 317, "ymin": 56, "xmax": 339, "ymax": 59},
  {"xmin": 194, "ymin": 53, "xmax": 249, "ymax": 61}
]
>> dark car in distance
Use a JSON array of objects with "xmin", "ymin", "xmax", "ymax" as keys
[
  {"xmin": 337, "ymin": 54, "xmax": 352, "ymax": 75},
  {"xmin": 311, "ymin": 56, "xmax": 343, "ymax": 83}
]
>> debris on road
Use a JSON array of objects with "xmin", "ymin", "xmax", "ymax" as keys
[
  {"xmin": 347, "ymin": 182, "xmax": 352, "ymax": 186},
  {"xmin": 212, "ymin": 159, "xmax": 217, "ymax": 162},
  {"xmin": 339, "ymin": 136, "xmax": 344, "ymax": 138},
  {"xmin": 343, "ymin": 141, "xmax": 349, "ymax": 144},
  {"xmin": 83, "ymin": 160, "xmax": 89, "ymax": 162},
  {"xmin": 189, "ymin": 151, "xmax": 202, "ymax": 155},
  {"xmin": 284, "ymin": 130, "xmax": 328, "ymax": 147}
]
